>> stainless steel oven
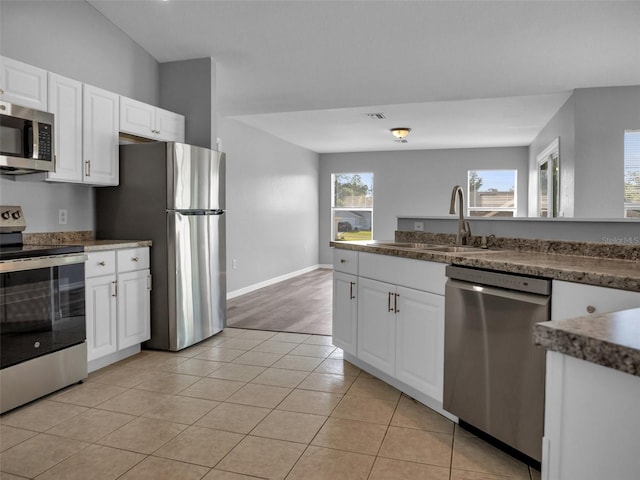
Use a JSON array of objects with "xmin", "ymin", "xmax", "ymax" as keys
[
  {"xmin": 0, "ymin": 206, "xmax": 87, "ymax": 413},
  {"xmin": 0, "ymin": 101, "xmax": 55, "ymax": 174}
]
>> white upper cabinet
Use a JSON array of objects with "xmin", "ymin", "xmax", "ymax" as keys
[
  {"xmin": 0, "ymin": 57, "xmax": 47, "ymax": 110},
  {"xmin": 120, "ymin": 96, "xmax": 185, "ymax": 142},
  {"xmin": 83, "ymin": 84, "xmax": 119, "ymax": 186},
  {"xmin": 47, "ymin": 73, "xmax": 83, "ymax": 183}
]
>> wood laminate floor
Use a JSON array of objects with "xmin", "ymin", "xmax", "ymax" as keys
[{"xmin": 227, "ymin": 269, "xmax": 333, "ymax": 336}]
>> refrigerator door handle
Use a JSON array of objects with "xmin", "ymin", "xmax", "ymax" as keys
[{"xmin": 170, "ymin": 209, "xmax": 225, "ymax": 216}]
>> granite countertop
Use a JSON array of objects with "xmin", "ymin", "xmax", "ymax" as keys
[
  {"xmin": 23, "ymin": 232, "xmax": 152, "ymax": 252},
  {"xmin": 71, "ymin": 239, "xmax": 152, "ymax": 252},
  {"xmin": 534, "ymin": 308, "xmax": 640, "ymax": 377},
  {"xmin": 331, "ymin": 241, "xmax": 640, "ymax": 292}
]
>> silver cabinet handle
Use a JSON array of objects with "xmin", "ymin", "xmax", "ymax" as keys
[
  {"xmin": 112, "ymin": 280, "xmax": 117, "ymax": 297},
  {"xmin": 147, "ymin": 274, "xmax": 152, "ymax": 291},
  {"xmin": 388, "ymin": 292, "xmax": 393, "ymax": 312},
  {"xmin": 586, "ymin": 305, "xmax": 596, "ymax": 314},
  {"xmin": 349, "ymin": 281, "xmax": 355, "ymax": 300},
  {"xmin": 394, "ymin": 293, "xmax": 400, "ymax": 313},
  {"xmin": 85, "ymin": 159, "xmax": 91, "ymax": 176},
  {"xmin": 131, "ymin": 257, "xmax": 139, "ymax": 262},
  {"xmin": 340, "ymin": 259, "xmax": 347, "ymax": 263},
  {"xmin": 98, "ymin": 261, "xmax": 106, "ymax": 266}
]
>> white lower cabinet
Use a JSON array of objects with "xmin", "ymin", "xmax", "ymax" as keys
[
  {"xmin": 117, "ymin": 269, "xmax": 151, "ymax": 350},
  {"xmin": 332, "ymin": 271, "xmax": 358, "ymax": 356},
  {"xmin": 333, "ymin": 249, "xmax": 447, "ymax": 413},
  {"xmin": 85, "ymin": 248, "xmax": 151, "ymax": 371},
  {"xmin": 86, "ymin": 273, "xmax": 117, "ymax": 361},
  {"xmin": 357, "ymin": 277, "xmax": 444, "ymax": 400},
  {"xmin": 395, "ymin": 286, "xmax": 444, "ymax": 400}
]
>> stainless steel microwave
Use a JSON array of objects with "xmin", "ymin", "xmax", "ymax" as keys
[{"xmin": 0, "ymin": 101, "xmax": 55, "ymax": 174}]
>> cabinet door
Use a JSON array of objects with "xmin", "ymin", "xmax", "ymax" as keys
[
  {"xmin": 119, "ymin": 96, "xmax": 155, "ymax": 139},
  {"xmin": 357, "ymin": 277, "xmax": 396, "ymax": 376},
  {"xmin": 117, "ymin": 269, "xmax": 151, "ymax": 350},
  {"xmin": 83, "ymin": 84, "xmax": 119, "ymax": 185},
  {"xmin": 47, "ymin": 73, "xmax": 83, "ymax": 183},
  {"xmin": 552, "ymin": 281, "xmax": 640, "ymax": 320},
  {"xmin": 333, "ymin": 272, "xmax": 357, "ymax": 356},
  {"xmin": 0, "ymin": 57, "xmax": 47, "ymax": 110},
  {"xmin": 86, "ymin": 275, "xmax": 118, "ymax": 361},
  {"xmin": 155, "ymin": 107, "xmax": 185, "ymax": 142},
  {"xmin": 395, "ymin": 286, "xmax": 445, "ymax": 401}
]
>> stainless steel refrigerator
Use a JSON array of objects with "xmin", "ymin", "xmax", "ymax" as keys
[{"xmin": 96, "ymin": 142, "xmax": 226, "ymax": 351}]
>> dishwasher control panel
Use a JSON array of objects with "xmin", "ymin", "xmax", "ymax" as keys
[{"xmin": 446, "ymin": 265, "xmax": 551, "ymax": 295}]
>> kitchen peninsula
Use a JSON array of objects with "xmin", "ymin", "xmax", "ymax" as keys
[{"xmin": 332, "ymin": 231, "xmax": 640, "ymax": 479}]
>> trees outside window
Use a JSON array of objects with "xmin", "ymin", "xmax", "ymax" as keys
[
  {"xmin": 331, "ymin": 173, "xmax": 373, "ymax": 241},
  {"xmin": 467, "ymin": 170, "xmax": 517, "ymax": 217}
]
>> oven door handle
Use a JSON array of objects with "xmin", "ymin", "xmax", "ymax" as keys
[{"xmin": 0, "ymin": 253, "xmax": 88, "ymax": 273}]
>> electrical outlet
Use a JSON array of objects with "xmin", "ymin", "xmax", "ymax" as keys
[
  {"xmin": 232, "ymin": 259, "xmax": 238, "ymax": 270},
  {"xmin": 414, "ymin": 221, "xmax": 424, "ymax": 231},
  {"xmin": 58, "ymin": 209, "xmax": 68, "ymax": 225}
]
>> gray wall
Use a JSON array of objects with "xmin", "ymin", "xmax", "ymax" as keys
[
  {"xmin": 221, "ymin": 119, "xmax": 320, "ymax": 294},
  {"xmin": 528, "ymin": 85, "xmax": 640, "ymax": 219},
  {"xmin": 574, "ymin": 86, "xmax": 640, "ymax": 218},
  {"xmin": 319, "ymin": 147, "xmax": 529, "ymax": 265},
  {"xmin": 0, "ymin": 1, "xmax": 159, "ymax": 104},
  {"xmin": 528, "ymin": 95, "xmax": 575, "ymax": 218},
  {"xmin": 0, "ymin": 0, "xmax": 160, "ymax": 233},
  {"xmin": 160, "ymin": 58, "xmax": 217, "ymax": 149}
]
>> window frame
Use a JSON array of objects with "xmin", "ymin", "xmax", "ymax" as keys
[
  {"xmin": 624, "ymin": 130, "xmax": 640, "ymax": 218},
  {"xmin": 331, "ymin": 172, "xmax": 374, "ymax": 242}
]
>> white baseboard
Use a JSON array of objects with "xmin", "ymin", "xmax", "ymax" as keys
[{"xmin": 227, "ymin": 264, "xmax": 331, "ymax": 299}]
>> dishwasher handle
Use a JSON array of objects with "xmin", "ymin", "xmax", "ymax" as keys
[{"xmin": 446, "ymin": 278, "xmax": 550, "ymax": 306}]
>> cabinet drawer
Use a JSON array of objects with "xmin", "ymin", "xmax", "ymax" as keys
[
  {"xmin": 117, "ymin": 247, "xmax": 150, "ymax": 273},
  {"xmin": 359, "ymin": 252, "xmax": 446, "ymax": 294},
  {"xmin": 85, "ymin": 250, "xmax": 116, "ymax": 278},
  {"xmin": 333, "ymin": 249, "xmax": 358, "ymax": 275},
  {"xmin": 551, "ymin": 280, "xmax": 640, "ymax": 320}
]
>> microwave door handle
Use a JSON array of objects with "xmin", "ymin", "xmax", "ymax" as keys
[{"xmin": 31, "ymin": 120, "xmax": 39, "ymax": 159}]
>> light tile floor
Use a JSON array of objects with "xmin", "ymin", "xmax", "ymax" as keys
[{"xmin": 1, "ymin": 328, "xmax": 542, "ymax": 479}]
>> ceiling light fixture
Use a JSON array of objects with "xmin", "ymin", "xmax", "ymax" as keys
[{"xmin": 390, "ymin": 128, "xmax": 411, "ymax": 139}]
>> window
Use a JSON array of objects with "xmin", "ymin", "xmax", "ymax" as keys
[
  {"xmin": 624, "ymin": 130, "xmax": 640, "ymax": 218},
  {"xmin": 467, "ymin": 169, "xmax": 517, "ymax": 217},
  {"xmin": 331, "ymin": 173, "xmax": 373, "ymax": 241},
  {"xmin": 537, "ymin": 138, "xmax": 560, "ymax": 218}
]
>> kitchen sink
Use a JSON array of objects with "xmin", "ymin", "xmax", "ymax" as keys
[
  {"xmin": 372, "ymin": 242, "xmax": 443, "ymax": 249},
  {"xmin": 371, "ymin": 241, "xmax": 491, "ymax": 253},
  {"xmin": 423, "ymin": 245, "xmax": 488, "ymax": 253}
]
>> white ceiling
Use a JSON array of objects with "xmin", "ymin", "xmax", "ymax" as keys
[{"xmin": 89, "ymin": 0, "xmax": 640, "ymax": 153}]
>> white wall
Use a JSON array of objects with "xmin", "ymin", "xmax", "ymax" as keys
[
  {"xmin": 319, "ymin": 147, "xmax": 529, "ymax": 264},
  {"xmin": 0, "ymin": 0, "xmax": 160, "ymax": 233},
  {"xmin": 221, "ymin": 118, "xmax": 320, "ymax": 294}
]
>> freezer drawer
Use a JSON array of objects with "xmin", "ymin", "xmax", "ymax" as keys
[{"xmin": 166, "ymin": 211, "xmax": 226, "ymax": 351}]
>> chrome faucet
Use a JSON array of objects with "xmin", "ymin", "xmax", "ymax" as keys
[{"xmin": 449, "ymin": 185, "xmax": 471, "ymax": 245}]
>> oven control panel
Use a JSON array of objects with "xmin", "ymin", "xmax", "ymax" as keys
[{"xmin": 0, "ymin": 206, "xmax": 26, "ymax": 233}]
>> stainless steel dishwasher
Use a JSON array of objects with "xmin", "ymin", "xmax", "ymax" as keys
[{"xmin": 443, "ymin": 265, "xmax": 551, "ymax": 464}]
